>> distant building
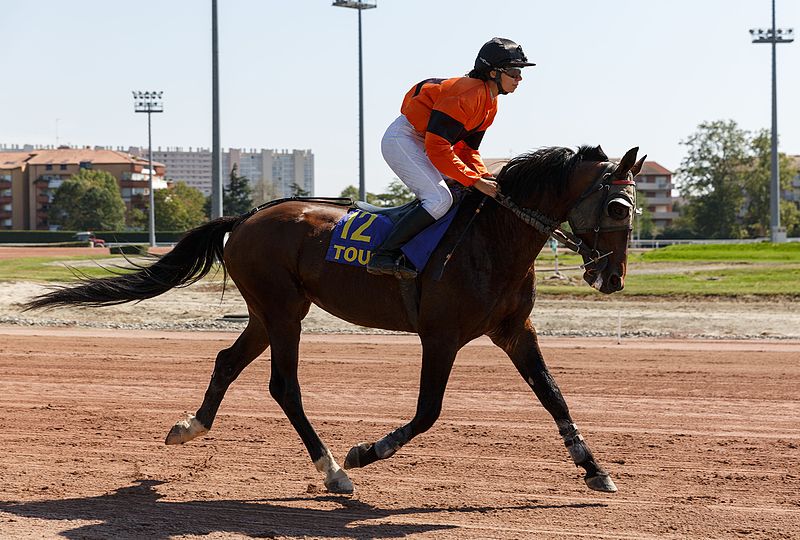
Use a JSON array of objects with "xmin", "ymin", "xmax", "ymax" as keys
[
  {"xmin": 788, "ymin": 155, "xmax": 800, "ymax": 207},
  {"xmin": 484, "ymin": 156, "xmax": 678, "ymax": 231},
  {"xmin": 126, "ymin": 146, "xmax": 315, "ymax": 201},
  {"xmin": 0, "ymin": 145, "xmax": 166, "ymax": 230}
]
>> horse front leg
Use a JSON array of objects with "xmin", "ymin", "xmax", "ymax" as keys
[
  {"xmin": 344, "ymin": 338, "xmax": 458, "ymax": 470},
  {"xmin": 165, "ymin": 316, "xmax": 269, "ymax": 445},
  {"xmin": 491, "ymin": 319, "xmax": 617, "ymax": 493}
]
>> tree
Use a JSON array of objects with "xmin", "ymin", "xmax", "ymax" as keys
[
  {"xmin": 224, "ymin": 164, "xmax": 253, "ymax": 216},
  {"xmin": 372, "ymin": 179, "xmax": 416, "ymax": 207},
  {"xmin": 677, "ymin": 120, "xmax": 749, "ymax": 238},
  {"xmin": 634, "ymin": 192, "xmax": 655, "ymax": 240},
  {"xmin": 339, "ymin": 185, "xmax": 380, "ymax": 205},
  {"xmin": 49, "ymin": 168, "xmax": 126, "ymax": 231},
  {"xmin": 339, "ymin": 179, "xmax": 416, "ymax": 207},
  {"xmin": 154, "ymin": 181, "xmax": 207, "ymax": 231},
  {"xmin": 678, "ymin": 120, "xmax": 800, "ymax": 239},
  {"xmin": 741, "ymin": 130, "xmax": 799, "ymax": 237},
  {"xmin": 290, "ymin": 182, "xmax": 310, "ymax": 197}
]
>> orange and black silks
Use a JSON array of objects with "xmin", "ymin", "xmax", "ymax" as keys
[{"xmin": 400, "ymin": 77, "xmax": 497, "ymax": 187}]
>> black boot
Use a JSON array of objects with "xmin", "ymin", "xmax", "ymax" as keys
[{"xmin": 366, "ymin": 205, "xmax": 436, "ymax": 279}]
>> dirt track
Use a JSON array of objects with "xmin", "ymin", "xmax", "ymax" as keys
[{"xmin": 1, "ymin": 327, "xmax": 798, "ymax": 539}]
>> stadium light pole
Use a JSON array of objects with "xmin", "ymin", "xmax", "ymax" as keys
[
  {"xmin": 333, "ymin": 0, "xmax": 377, "ymax": 202},
  {"xmin": 133, "ymin": 90, "xmax": 164, "ymax": 248},
  {"xmin": 749, "ymin": 0, "xmax": 794, "ymax": 243},
  {"xmin": 211, "ymin": 0, "xmax": 223, "ymax": 218}
]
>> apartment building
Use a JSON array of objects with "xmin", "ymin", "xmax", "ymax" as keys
[
  {"xmin": 127, "ymin": 147, "xmax": 315, "ymax": 201},
  {"xmin": 0, "ymin": 153, "xmax": 30, "ymax": 229},
  {"xmin": 0, "ymin": 146, "xmax": 166, "ymax": 230}
]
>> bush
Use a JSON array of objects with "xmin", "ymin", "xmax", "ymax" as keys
[{"xmin": 110, "ymin": 244, "xmax": 149, "ymax": 255}]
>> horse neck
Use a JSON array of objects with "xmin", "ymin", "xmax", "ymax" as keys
[{"xmin": 473, "ymin": 160, "xmax": 607, "ymax": 271}]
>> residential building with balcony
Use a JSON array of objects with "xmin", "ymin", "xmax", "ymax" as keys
[
  {"xmin": 0, "ymin": 153, "xmax": 30, "ymax": 229},
  {"xmin": 0, "ymin": 146, "xmax": 166, "ymax": 230}
]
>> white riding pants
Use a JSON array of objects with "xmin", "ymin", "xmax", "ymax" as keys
[{"xmin": 381, "ymin": 115, "xmax": 454, "ymax": 220}]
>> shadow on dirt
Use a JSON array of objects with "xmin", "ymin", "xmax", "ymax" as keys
[{"xmin": 0, "ymin": 479, "xmax": 606, "ymax": 538}]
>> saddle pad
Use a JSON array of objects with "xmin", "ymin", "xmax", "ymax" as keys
[{"xmin": 326, "ymin": 204, "xmax": 458, "ymax": 272}]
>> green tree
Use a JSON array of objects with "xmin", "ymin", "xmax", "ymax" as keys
[
  {"xmin": 339, "ymin": 184, "xmax": 381, "ymax": 205},
  {"xmin": 154, "ymin": 181, "xmax": 207, "ymax": 230},
  {"xmin": 742, "ymin": 130, "xmax": 799, "ymax": 237},
  {"xmin": 125, "ymin": 206, "xmax": 147, "ymax": 231},
  {"xmin": 49, "ymin": 168, "xmax": 126, "ymax": 231},
  {"xmin": 224, "ymin": 164, "xmax": 254, "ymax": 215},
  {"xmin": 678, "ymin": 120, "xmax": 749, "ymax": 238},
  {"xmin": 290, "ymin": 182, "xmax": 310, "ymax": 197},
  {"xmin": 372, "ymin": 179, "xmax": 416, "ymax": 207},
  {"xmin": 634, "ymin": 192, "xmax": 655, "ymax": 240}
]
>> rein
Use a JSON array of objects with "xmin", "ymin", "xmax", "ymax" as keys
[{"xmin": 493, "ymin": 162, "xmax": 622, "ymax": 269}]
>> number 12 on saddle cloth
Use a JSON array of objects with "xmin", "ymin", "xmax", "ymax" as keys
[{"xmin": 325, "ymin": 203, "xmax": 459, "ymax": 272}]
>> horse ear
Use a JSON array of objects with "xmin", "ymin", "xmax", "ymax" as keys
[
  {"xmin": 613, "ymin": 147, "xmax": 639, "ymax": 178},
  {"xmin": 630, "ymin": 155, "xmax": 647, "ymax": 178}
]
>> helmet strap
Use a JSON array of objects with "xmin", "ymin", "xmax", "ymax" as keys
[{"xmin": 492, "ymin": 70, "xmax": 508, "ymax": 96}]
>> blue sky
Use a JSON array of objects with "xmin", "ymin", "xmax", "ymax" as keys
[{"xmin": 1, "ymin": 0, "xmax": 798, "ymax": 196}]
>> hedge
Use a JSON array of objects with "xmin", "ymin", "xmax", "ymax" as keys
[{"xmin": 0, "ymin": 230, "xmax": 186, "ymax": 244}]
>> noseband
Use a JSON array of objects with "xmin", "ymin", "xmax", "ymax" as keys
[{"xmin": 494, "ymin": 162, "xmax": 636, "ymax": 270}]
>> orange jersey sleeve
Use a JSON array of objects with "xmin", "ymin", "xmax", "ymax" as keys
[{"xmin": 401, "ymin": 77, "xmax": 497, "ymax": 186}]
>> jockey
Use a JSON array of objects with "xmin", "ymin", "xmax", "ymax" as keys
[{"xmin": 367, "ymin": 37, "xmax": 535, "ymax": 279}]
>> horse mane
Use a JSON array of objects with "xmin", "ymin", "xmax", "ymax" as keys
[{"xmin": 496, "ymin": 145, "xmax": 609, "ymax": 202}]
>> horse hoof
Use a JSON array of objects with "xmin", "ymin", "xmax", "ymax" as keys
[
  {"xmin": 324, "ymin": 469, "xmax": 354, "ymax": 494},
  {"xmin": 585, "ymin": 472, "xmax": 618, "ymax": 493},
  {"xmin": 343, "ymin": 443, "xmax": 370, "ymax": 470},
  {"xmin": 165, "ymin": 415, "xmax": 208, "ymax": 445}
]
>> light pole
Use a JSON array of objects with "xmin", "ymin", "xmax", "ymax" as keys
[
  {"xmin": 333, "ymin": 0, "xmax": 376, "ymax": 202},
  {"xmin": 750, "ymin": 0, "xmax": 794, "ymax": 243},
  {"xmin": 211, "ymin": 0, "xmax": 222, "ymax": 218},
  {"xmin": 132, "ymin": 90, "xmax": 164, "ymax": 248}
]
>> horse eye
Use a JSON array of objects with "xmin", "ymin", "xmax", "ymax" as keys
[{"xmin": 607, "ymin": 201, "xmax": 631, "ymax": 220}]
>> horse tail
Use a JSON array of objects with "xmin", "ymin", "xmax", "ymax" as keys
[{"xmin": 24, "ymin": 216, "xmax": 244, "ymax": 310}]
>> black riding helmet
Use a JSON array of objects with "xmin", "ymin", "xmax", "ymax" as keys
[
  {"xmin": 474, "ymin": 37, "xmax": 535, "ymax": 95},
  {"xmin": 474, "ymin": 37, "xmax": 536, "ymax": 71}
]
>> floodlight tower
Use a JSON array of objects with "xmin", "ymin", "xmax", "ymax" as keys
[
  {"xmin": 749, "ymin": 0, "xmax": 794, "ymax": 243},
  {"xmin": 333, "ymin": 0, "xmax": 377, "ymax": 202},
  {"xmin": 133, "ymin": 90, "xmax": 164, "ymax": 248}
]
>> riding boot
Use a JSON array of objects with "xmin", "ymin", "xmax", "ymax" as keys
[{"xmin": 366, "ymin": 205, "xmax": 436, "ymax": 279}]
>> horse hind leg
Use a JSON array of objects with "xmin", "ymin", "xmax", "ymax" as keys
[{"xmin": 165, "ymin": 314, "xmax": 269, "ymax": 445}]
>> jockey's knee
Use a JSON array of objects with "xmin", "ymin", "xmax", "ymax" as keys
[{"xmin": 421, "ymin": 191, "xmax": 453, "ymax": 220}]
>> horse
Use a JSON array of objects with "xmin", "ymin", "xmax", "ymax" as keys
[{"xmin": 26, "ymin": 144, "xmax": 645, "ymax": 495}]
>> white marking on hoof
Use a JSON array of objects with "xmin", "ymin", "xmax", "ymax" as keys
[
  {"xmin": 315, "ymin": 449, "xmax": 353, "ymax": 494},
  {"xmin": 165, "ymin": 415, "xmax": 208, "ymax": 445}
]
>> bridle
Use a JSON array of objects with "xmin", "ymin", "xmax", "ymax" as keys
[{"xmin": 494, "ymin": 162, "xmax": 636, "ymax": 271}]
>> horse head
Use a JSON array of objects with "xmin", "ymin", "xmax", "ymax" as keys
[{"xmin": 567, "ymin": 147, "xmax": 645, "ymax": 294}]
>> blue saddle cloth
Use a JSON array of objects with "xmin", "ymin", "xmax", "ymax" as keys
[{"xmin": 325, "ymin": 202, "xmax": 459, "ymax": 272}]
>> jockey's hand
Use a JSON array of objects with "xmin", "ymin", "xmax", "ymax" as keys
[{"xmin": 473, "ymin": 177, "xmax": 498, "ymax": 198}]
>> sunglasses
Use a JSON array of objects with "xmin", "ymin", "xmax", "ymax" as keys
[{"xmin": 498, "ymin": 67, "xmax": 523, "ymax": 80}]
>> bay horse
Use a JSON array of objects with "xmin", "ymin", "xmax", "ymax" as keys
[{"xmin": 26, "ymin": 145, "xmax": 644, "ymax": 495}]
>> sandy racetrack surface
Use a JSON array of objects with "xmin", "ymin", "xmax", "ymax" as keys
[{"xmin": 1, "ymin": 327, "xmax": 798, "ymax": 539}]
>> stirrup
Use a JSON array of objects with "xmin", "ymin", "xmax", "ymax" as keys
[{"xmin": 367, "ymin": 254, "xmax": 417, "ymax": 280}]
